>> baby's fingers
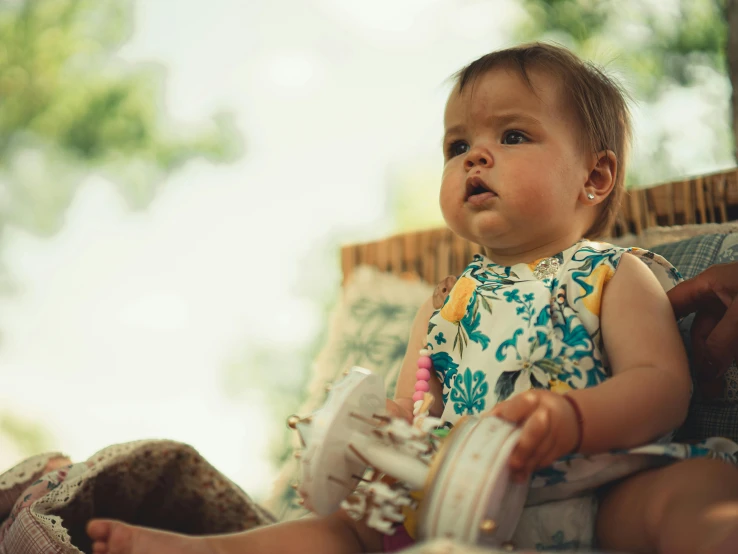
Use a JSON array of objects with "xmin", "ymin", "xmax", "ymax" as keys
[
  {"xmin": 509, "ymin": 408, "xmax": 550, "ymax": 473},
  {"xmin": 518, "ymin": 431, "xmax": 557, "ymax": 480},
  {"xmin": 492, "ymin": 391, "xmax": 539, "ymax": 424}
]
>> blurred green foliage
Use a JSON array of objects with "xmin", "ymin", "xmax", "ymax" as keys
[
  {"xmin": 0, "ymin": 0, "xmax": 240, "ymax": 242},
  {"xmin": 223, "ymin": 345, "xmax": 314, "ymax": 466},
  {"xmin": 221, "ymin": 236, "xmax": 344, "ymax": 467},
  {"xmin": 519, "ymin": 0, "xmax": 727, "ymax": 97},
  {"xmin": 517, "ymin": 0, "xmax": 732, "ymax": 187}
]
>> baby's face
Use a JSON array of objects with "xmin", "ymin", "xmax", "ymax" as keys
[{"xmin": 440, "ymin": 66, "xmax": 593, "ymax": 256}]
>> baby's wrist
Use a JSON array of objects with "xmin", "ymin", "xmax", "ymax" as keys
[{"xmin": 561, "ymin": 394, "xmax": 584, "ymax": 453}]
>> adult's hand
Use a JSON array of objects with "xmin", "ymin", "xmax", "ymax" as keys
[{"xmin": 667, "ymin": 262, "xmax": 738, "ymax": 381}]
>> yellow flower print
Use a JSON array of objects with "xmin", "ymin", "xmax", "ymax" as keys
[
  {"xmin": 581, "ymin": 264, "xmax": 614, "ymax": 316},
  {"xmin": 548, "ymin": 379, "xmax": 572, "ymax": 394},
  {"xmin": 440, "ymin": 276, "xmax": 476, "ymax": 323}
]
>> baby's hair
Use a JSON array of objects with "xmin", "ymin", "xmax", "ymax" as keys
[{"xmin": 454, "ymin": 42, "xmax": 632, "ymax": 238}]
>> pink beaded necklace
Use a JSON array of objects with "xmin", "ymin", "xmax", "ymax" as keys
[
  {"xmin": 414, "ymin": 348, "xmax": 433, "ymax": 401},
  {"xmin": 413, "ymin": 347, "xmax": 433, "ymax": 414}
]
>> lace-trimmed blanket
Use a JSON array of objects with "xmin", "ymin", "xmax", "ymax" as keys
[{"xmin": 0, "ymin": 440, "xmax": 274, "ymax": 553}]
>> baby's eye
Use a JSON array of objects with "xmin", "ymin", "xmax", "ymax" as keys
[
  {"xmin": 501, "ymin": 130, "xmax": 528, "ymax": 145},
  {"xmin": 447, "ymin": 140, "xmax": 469, "ymax": 158}
]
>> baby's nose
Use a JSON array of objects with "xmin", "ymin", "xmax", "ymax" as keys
[{"xmin": 464, "ymin": 148, "xmax": 493, "ymax": 169}]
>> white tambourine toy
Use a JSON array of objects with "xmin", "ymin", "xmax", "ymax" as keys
[{"xmin": 286, "ymin": 366, "xmax": 529, "ymax": 549}]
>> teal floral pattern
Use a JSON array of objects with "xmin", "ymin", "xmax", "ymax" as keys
[
  {"xmin": 449, "ymin": 368, "xmax": 488, "ymax": 415},
  {"xmin": 535, "ymin": 530, "xmax": 580, "ymax": 551},
  {"xmin": 458, "ymin": 298, "xmax": 491, "ymax": 351},
  {"xmin": 431, "ymin": 351, "xmax": 459, "ymax": 405}
]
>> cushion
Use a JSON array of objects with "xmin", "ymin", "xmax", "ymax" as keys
[
  {"xmin": 610, "ymin": 222, "xmax": 738, "ymax": 252},
  {"xmin": 264, "ymin": 267, "xmax": 433, "ymax": 521},
  {"xmin": 647, "ymin": 231, "xmax": 738, "ymax": 442},
  {"xmin": 651, "ymin": 231, "xmax": 736, "ymax": 280}
]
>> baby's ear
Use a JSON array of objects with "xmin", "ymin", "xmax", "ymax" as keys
[{"xmin": 584, "ymin": 150, "xmax": 617, "ymax": 203}]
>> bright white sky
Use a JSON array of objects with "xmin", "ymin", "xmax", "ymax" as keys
[{"xmin": 0, "ymin": 0, "xmax": 732, "ymax": 501}]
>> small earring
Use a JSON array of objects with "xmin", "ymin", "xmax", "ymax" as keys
[{"xmin": 586, "ymin": 192, "xmax": 595, "ymax": 200}]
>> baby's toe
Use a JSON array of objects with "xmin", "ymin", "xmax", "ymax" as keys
[{"xmin": 87, "ymin": 520, "xmax": 114, "ymax": 541}]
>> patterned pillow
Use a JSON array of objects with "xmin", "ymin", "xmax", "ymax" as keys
[
  {"xmin": 650, "ymin": 231, "xmax": 738, "ymax": 442},
  {"xmin": 264, "ymin": 267, "xmax": 433, "ymax": 521},
  {"xmin": 611, "ymin": 222, "xmax": 738, "ymax": 251},
  {"xmin": 650, "ymin": 232, "xmax": 735, "ymax": 280}
]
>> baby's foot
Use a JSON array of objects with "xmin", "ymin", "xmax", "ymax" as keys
[
  {"xmin": 43, "ymin": 456, "xmax": 72, "ymax": 474},
  {"xmin": 87, "ymin": 520, "xmax": 218, "ymax": 554}
]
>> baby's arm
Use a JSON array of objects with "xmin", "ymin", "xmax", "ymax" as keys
[
  {"xmin": 491, "ymin": 253, "xmax": 692, "ymax": 479},
  {"xmin": 391, "ymin": 296, "xmax": 444, "ymax": 418},
  {"xmin": 569, "ymin": 252, "xmax": 692, "ymax": 452}
]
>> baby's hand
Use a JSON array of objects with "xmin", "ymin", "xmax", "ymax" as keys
[
  {"xmin": 385, "ymin": 398, "xmax": 413, "ymax": 423},
  {"xmin": 487, "ymin": 390, "xmax": 579, "ymax": 482}
]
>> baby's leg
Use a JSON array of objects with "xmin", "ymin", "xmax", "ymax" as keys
[
  {"xmin": 596, "ymin": 458, "xmax": 738, "ymax": 554},
  {"xmin": 87, "ymin": 521, "xmax": 216, "ymax": 554},
  {"xmin": 87, "ymin": 511, "xmax": 382, "ymax": 554}
]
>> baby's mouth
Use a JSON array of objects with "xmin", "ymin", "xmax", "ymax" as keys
[{"xmin": 465, "ymin": 176, "xmax": 497, "ymax": 204}]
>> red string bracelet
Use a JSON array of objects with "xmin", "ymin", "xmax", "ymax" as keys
[{"xmin": 562, "ymin": 394, "xmax": 584, "ymax": 453}]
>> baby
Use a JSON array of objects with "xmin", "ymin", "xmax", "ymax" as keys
[{"xmin": 87, "ymin": 43, "xmax": 738, "ymax": 554}]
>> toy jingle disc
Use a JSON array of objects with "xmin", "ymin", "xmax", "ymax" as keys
[
  {"xmin": 297, "ymin": 367, "xmax": 385, "ymax": 515},
  {"xmin": 418, "ymin": 415, "xmax": 529, "ymax": 546}
]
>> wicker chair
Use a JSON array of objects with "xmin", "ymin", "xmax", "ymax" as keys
[{"xmin": 341, "ymin": 167, "xmax": 738, "ymax": 284}]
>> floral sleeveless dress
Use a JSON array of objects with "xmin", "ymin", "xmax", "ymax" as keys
[{"xmin": 427, "ymin": 239, "xmax": 738, "ymax": 498}]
